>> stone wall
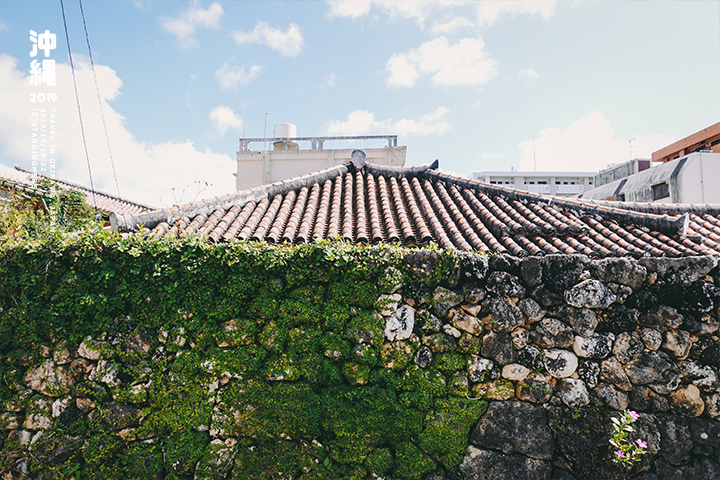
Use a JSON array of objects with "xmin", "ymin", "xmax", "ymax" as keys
[{"xmin": 1, "ymin": 250, "xmax": 720, "ymax": 480}]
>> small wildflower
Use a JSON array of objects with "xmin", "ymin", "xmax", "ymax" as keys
[
  {"xmin": 628, "ymin": 410, "xmax": 640, "ymax": 421},
  {"xmin": 616, "ymin": 450, "xmax": 625, "ymax": 458},
  {"xmin": 636, "ymin": 439, "xmax": 647, "ymax": 449}
]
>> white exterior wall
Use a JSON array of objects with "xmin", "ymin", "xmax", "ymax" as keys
[
  {"xmin": 677, "ymin": 154, "xmax": 720, "ymax": 204},
  {"xmin": 236, "ymin": 147, "xmax": 406, "ymax": 191}
]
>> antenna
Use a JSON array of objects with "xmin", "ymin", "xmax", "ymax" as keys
[
  {"xmin": 533, "ymin": 135, "xmax": 537, "ymax": 172},
  {"xmin": 264, "ymin": 113, "xmax": 268, "ymax": 153}
]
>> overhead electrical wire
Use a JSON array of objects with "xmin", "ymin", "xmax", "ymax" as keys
[
  {"xmin": 60, "ymin": 0, "xmax": 97, "ymax": 208},
  {"xmin": 78, "ymin": 0, "xmax": 121, "ymax": 198}
]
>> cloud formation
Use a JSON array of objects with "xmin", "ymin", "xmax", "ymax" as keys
[
  {"xmin": 0, "ymin": 54, "xmax": 233, "ymax": 206},
  {"xmin": 160, "ymin": 2, "xmax": 224, "ymax": 48},
  {"xmin": 517, "ymin": 111, "xmax": 675, "ymax": 172},
  {"xmin": 231, "ymin": 21, "xmax": 304, "ymax": 57},
  {"xmin": 214, "ymin": 61, "xmax": 264, "ymax": 89},
  {"xmin": 209, "ymin": 105, "xmax": 244, "ymax": 136},
  {"xmin": 386, "ymin": 36, "xmax": 497, "ymax": 88},
  {"xmin": 322, "ymin": 108, "xmax": 451, "ymax": 137}
]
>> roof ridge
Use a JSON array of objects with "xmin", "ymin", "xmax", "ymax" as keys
[
  {"xmin": 14, "ymin": 165, "xmax": 154, "ymax": 210},
  {"xmin": 425, "ymin": 169, "xmax": 690, "ymax": 237},
  {"xmin": 364, "ymin": 159, "xmax": 439, "ymax": 178},
  {"xmin": 112, "ymin": 162, "xmax": 355, "ymax": 232}
]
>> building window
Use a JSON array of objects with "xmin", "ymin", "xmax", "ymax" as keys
[{"xmin": 652, "ymin": 182, "xmax": 670, "ymax": 200}]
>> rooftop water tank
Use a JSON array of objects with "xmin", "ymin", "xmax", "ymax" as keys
[{"xmin": 277, "ymin": 123, "xmax": 297, "ymax": 138}]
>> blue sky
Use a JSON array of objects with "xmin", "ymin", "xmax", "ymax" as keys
[{"xmin": 1, "ymin": 0, "xmax": 719, "ymax": 206}]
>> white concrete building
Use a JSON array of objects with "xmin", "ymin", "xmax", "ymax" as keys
[
  {"xmin": 236, "ymin": 124, "xmax": 406, "ymax": 191},
  {"xmin": 577, "ymin": 151, "xmax": 720, "ymax": 203},
  {"xmin": 471, "ymin": 170, "xmax": 597, "ymax": 197}
]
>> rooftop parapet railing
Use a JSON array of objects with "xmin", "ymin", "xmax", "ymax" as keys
[{"xmin": 239, "ymin": 135, "xmax": 399, "ymax": 153}]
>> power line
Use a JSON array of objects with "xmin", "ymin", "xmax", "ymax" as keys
[
  {"xmin": 60, "ymin": 0, "xmax": 97, "ymax": 208},
  {"xmin": 78, "ymin": 0, "xmax": 121, "ymax": 197}
]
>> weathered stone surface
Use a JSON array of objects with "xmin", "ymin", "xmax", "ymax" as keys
[
  {"xmin": 684, "ymin": 280, "xmax": 717, "ymax": 312},
  {"xmin": 592, "ymin": 257, "xmax": 647, "ymax": 289},
  {"xmin": 378, "ymin": 293, "xmax": 402, "ymax": 316},
  {"xmin": 624, "ymin": 351, "xmax": 673, "ymax": 385},
  {"xmin": 482, "ymin": 297, "xmax": 523, "ymax": 332},
  {"xmin": 607, "ymin": 283, "xmax": 632, "ymax": 304},
  {"xmin": 654, "ymin": 456, "xmax": 720, "ymax": 480},
  {"xmin": 577, "ymin": 360, "xmax": 601, "ymax": 389},
  {"xmin": 481, "ymin": 331, "xmax": 515, "ymax": 366},
  {"xmin": 662, "ymin": 329, "xmax": 691, "ymax": 360},
  {"xmin": 433, "ymin": 286, "xmax": 464, "ymax": 311},
  {"xmin": 565, "ymin": 280, "xmax": 616, "ymax": 309},
  {"xmin": 596, "ymin": 305, "xmax": 638, "ymax": 333},
  {"xmin": 656, "ymin": 415, "xmax": 693, "ymax": 465},
  {"xmin": 648, "ymin": 360, "xmax": 682, "ymax": 395},
  {"xmin": 24, "ymin": 359, "xmax": 74, "ymax": 397},
  {"xmin": 612, "ymin": 332, "xmax": 645, "ymax": 364},
  {"xmin": 460, "ymin": 303, "xmax": 482, "ymax": 317},
  {"xmin": 471, "ymin": 401, "xmax": 554, "ymax": 460},
  {"xmin": 551, "ymin": 305, "xmax": 598, "ymax": 337},
  {"xmin": 592, "ymin": 383, "xmax": 629, "ymax": 410},
  {"xmin": 638, "ymin": 305, "xmax": 684, "ymax": 331},
  {"xmin": 458, "ymin": 251, "xmax": 489, "ymax": 284},
  {"xmin": 422, "ymin": 333, "xmax": 457, "ymax": 353},
  {"xmin": 1, "ymin": 412, "xmax": 21, "ymax": 430},
  {"xmin": 601, "ymin": 357, "xmax": 633, "ymax": 391},
  {"xmin": 639, "ymin": 256, "xmax": 717, "ymax": 285},
  {"xmin": 519, "ymin": 298, "xmax": 546, "ymax": 323},
  {"xmin": 457, "ymin": 446, "xmax": 552, "ymax": 480},
  {"xmin": 417, "ymin": 310, "xmax": 442, "ymax": 332},
  {"xmin": 89, "ymin": 359, "xmax": 121, "ymax": 387},
  {"xmin": 122, "ymin": 331, "xmax": 154, "ymax": 355},
  {"xmin": 23, "ymin": 412, "xmax": 52, "ymax": 430},
  {"xmin": 516, "ymin": 374, "xmax": 554, "ymax": 403},
  {"xmin": 486, "ymin": 271, "xmax": 526, "ymax": 298},
  {"xmin": 414, "ymin": 346, "xmax": 433, "ymax": 368},
  {"xmin": 630, "ymin": 385, "xmax": 669, "ymax": 413},
  {"xmin": 689, "ymin": 336, "xmax": 720, "ymax": 365},
  {"xmin": 543, "ymin": 349, "xmax": 578, "ymax": 378},
  {"xmin": 639, "ymin": 328, "xmax": 663, "ymax": 351},
  {"xmin": 52, "ymin": 345, "xmax": 75, "ymax": 365},
  {"xmin": 556, "ymin": 378, "xmax": 590, "ymax": 408},
  {"xmin": 669, "ymin": 385, "xmax": 705, "ymax": 417},
  {"xmin": 468, "ymin": 356, "xmax": 495, "ymax": 382},
  {"xmin": 384, "ymin": 305, "xmax": 415, "ymax": 341},
  {"xmin": 532, "ymin": 318, "xmax": 575, "ymax": 349},
  {"xmin": 516, "ymin": 345, "xmax": 544, "ymax": 371},
  {"xmin": 511, "ymin": 328, "xmax": 529, "ymax": 349},
  {"xmin": 573, "ymin": 334, "xmax": 613, "ymax": 359},
  {"xmin": 471, "ymin": 380, "xmax": 515, "ymax": 400},
  {"xmin": 543, "ymin": 255, "xmax": 589, "ymax": 293},
  {"xmin": 443, "ymin": 324, "xmax": 462, "ymax": 338},
  {"xmin": 502, "ymin": 363, "xmax": 530, "ymax": 382},
  {"xmin": 704, "ymin": 393, "xmax": 720, "ymax": 420},
  {"xmin": 464, "ymin": 287, "xmax": 486, "ymax": 304},
  {"xmin": 88, "ymin": 402, "xmax": 141, "ymax": 430},
  {"xmin": 78, "ymin": 337, "xmax": 104, "ymax": 360},
  {"xmin": 545, "ymin": 406, "xmax": 623, "ymax": 480},
  {"xmin": 450, "ymin": 310, "xmax": 482, "ymax": 335},
  {"xmin": 531, "ymin": 286, "xmax": 566, "ymax": 307},
  {"xmin": 521, "ymin": 256, "xmax": 543, "ymax": 288},
  {"xmin": 488, "ymin": 253, "xmax": 521, "ymax": 275},
  {"xmin": 32, "ymin": 433, "xmax": 83, "ymax": 466},
  {"xmin": 682, "ymin": 312, "xmax": 720, "ymax": 335}
]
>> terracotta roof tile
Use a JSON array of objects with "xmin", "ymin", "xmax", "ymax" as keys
[{"xmin": 113, "ymin": 160, "xmax": 720, "ymax": 258}]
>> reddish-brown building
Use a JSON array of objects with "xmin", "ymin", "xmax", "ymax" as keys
[{"xmin": 652, "ymin": 121, "xmax": 720, "ymax": 163}]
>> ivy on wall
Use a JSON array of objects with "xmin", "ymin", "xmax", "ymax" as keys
[{"xmin": 0, "ymin": 237, "xmax": 484, "ymax": 479}]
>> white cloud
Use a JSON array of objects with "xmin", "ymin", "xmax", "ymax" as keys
[
  {"xmin": 518, "ymin": 68, "xmax": 539, "ymax": 81},
  {"xmin": 214, "ymin": 60, "xmax": 264, "ymax": 89},
  {"xmin": 517, "ymin": 111, "xmax": 675, "ymax": 172},
  {"xmin": 209, "ymin": 105, "xmax": 244, "ymax": 136},
  {"xmin": 322, "ymin": 108, "xmax": 451, "ymax": 137},
  {"xmin": 231, "ymin": 21, "xmax": 304, "ymax": 57},
  {"xmin": 386, "ymin": 36, "xmax": 497, "ymax": 88},
  {"xmin": 326, "ymin": 0, "xmax": 462, "ymax": 25},
  {"xmin": 314, "ymin": 72, "xmax": 336, "ymax": 89},
  {"xmin": 326, "ymin": 0, "xmax": 557, "ymax": 27},
  {"xmin": 0, "ymin": 54, "xmax": 233, "ymax": 207},
  {"xmin": 476, "ymin": 0, "xmax": 557, "ymax": 26},
  {"xmin": 430, "ymin": 16, "xmax": 475, "ymax": 35},
  {"xmin": 160, "ymin": 1, "xmax": 223, "ymax": 49}
]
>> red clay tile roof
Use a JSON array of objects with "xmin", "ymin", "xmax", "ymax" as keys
[
  {"xmin": 13, "ymin": 166, "xmax": 154, "ymax": 216},
  {"xmin": 111, "ymin": 159, "xmax": 720, "ymax": 258}
]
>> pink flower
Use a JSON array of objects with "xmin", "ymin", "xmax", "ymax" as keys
[
  {"xmin": 636, "ymin": 439, "xmax": 648, "ymax": 449},
  {"xmin": 628, "ymin": 410, "xmax": 640, "ymax": 421},
  {"xmin": 616, "ymin": 450, "xmax": 625, "ymax": 458}
]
